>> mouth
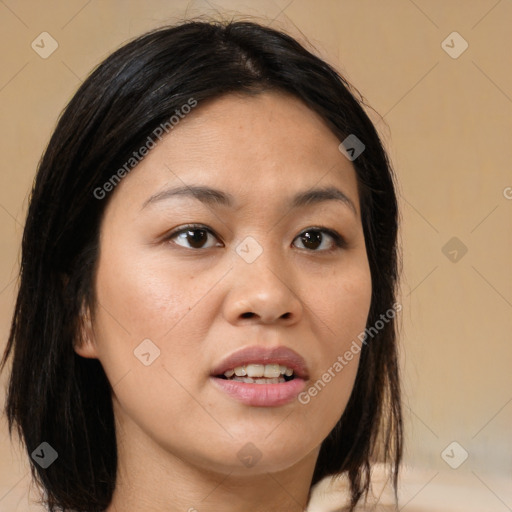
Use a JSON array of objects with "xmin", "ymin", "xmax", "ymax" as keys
[
  {"xmin": 210, "ymin": 345, "xmax": 308, "ymax": 407},
  {"xmin": 215, "ymin": 363, "xmax": 296, "ymax": 384}
]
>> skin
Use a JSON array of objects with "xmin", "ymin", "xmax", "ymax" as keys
[{"xmin": 76, "ymin": 90, "xmax": 372, "ymax": 512}]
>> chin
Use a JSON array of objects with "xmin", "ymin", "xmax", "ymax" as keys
[{"xmin": 199, "ymin": 434, "xmax": 319, "ymax": 476}]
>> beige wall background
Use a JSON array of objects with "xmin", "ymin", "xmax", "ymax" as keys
[{"xmin": 0, "ymin": 1, "xmax": 511, "ymax": 510}]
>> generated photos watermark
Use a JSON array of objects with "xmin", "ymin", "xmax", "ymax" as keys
[
  {"xmin": 298, "ymin": 302, "xmax": 402, "ymax": 405},
  {"xmin": 93, "ymin": 97, "xmax": 198, "ymax": 200}
]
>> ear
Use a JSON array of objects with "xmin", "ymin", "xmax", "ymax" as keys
[{"xmin": 74, "ymin": 303, "xmax": 99, "ymax": 359}]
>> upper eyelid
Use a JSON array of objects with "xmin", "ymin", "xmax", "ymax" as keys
[{"xmin": 167, "ymin": 224, "xmax": 217, "ymax": 239}]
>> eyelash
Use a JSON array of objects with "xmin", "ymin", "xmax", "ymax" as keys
[{"xmin": 163, "ymin": 224, "xmax": 347, "ymax": 253}]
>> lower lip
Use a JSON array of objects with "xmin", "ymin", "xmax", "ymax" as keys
[{"xmin": 211, "ymin": 377, "xmax": 306, "ymax": 407}]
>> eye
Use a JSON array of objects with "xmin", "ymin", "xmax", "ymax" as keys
[
  {"xmin": 164, "ymin": 225, "xmax": 346, "ymax": 252},
  {"xmin": 293, "ymin": 228, "xmax": 346, "ymax": 252},
  {"xmin": 165, "ymin": 224, "xmax": 223, "ymax": 250}
]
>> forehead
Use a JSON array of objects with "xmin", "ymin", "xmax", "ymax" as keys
[
  {"xmin": 105, "ymin": 90, "xmax": 360, "ymax": 216},
  {"xmin": 163, "ymin": 91, "xmax": 343, "ymax": 166}
]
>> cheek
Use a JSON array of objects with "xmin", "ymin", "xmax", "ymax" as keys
[
  {"xmin": 314, "ymin": 260, "xmax": 372, "ymax": 345},
  {"xmin": 91, "ymin": 241, "xmax": 229, "ymax": 394},
  {"xmin": 89, "ymin": 252, "xmax": 180, "ymax": 384},
  {"xmin": 292, "ymin": 347, "xmax": 362, "ymax": 450},
  {"xmin": 295, "ymin": 261, "xmax": 370, "ymax": 429},
  {"xmin": 90, "ymin": 251, "xmax": 213, "ymax": 427},
  {"xmin": 94, "ymin": 243, "xmax": 207, "ymax": 341}
]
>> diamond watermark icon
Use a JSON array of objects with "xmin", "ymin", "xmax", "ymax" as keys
[
  {"xmin": 441, "ymin": 441, "xmax": 468, "ymax": 469},
  {"xmin": 441, "ymin": 32, "xmax": 468, "ymax": 59},
  {"xmin": 134, "ymin": 338, "xmax": 161, "ymax": 366},
  {"xmin": 237, "ymin": 442, "xmax": 262, "ymax": 468},
  {"xmin": 236, "ymin": 236, "xmax": 263, "ymax": 264},
  {"xmin": 31, "ymin": 32, "xmax": 59, "ymax": 59},
  {"xmin": 442, "ymin": 236, "xmax": 468, "ymax": 263},
  {"xmin": 338, "ymin": 134, "xmax": 365, "ymax": 161},
  {"xmin": 31, "ymin": 442, "xmax": 58, "ymax": 469}
]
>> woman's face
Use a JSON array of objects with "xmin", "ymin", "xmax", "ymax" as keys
[{"xmin": 76, "ymin": 91, "xmax": 372, "ymax": 476}]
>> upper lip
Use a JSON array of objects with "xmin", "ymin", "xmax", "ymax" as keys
[{"xmin": 211, "ymin": 345, "xmax": 309, "ymax": 380}]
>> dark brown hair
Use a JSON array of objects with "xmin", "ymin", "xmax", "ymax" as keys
[{"xmin": 1, "ymin": 19, "xmax": 402, "ymax": 512}]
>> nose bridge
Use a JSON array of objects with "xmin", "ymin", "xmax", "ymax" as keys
[
  {"xmin": 234, "ymin": 232, "xmax": 286, "ymax": 284},
  {"xmin": 226, "ymin": 233, "xmax": 303, "ymax": 324}
]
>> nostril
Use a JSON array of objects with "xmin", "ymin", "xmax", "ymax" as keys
[{"xmin": 240, "ymin": 312, "xmax": 291, "ymax": 320}]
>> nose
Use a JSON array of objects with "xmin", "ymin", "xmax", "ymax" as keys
[{"xmin": 223, "ymin": 246, "xmax": 304, "ymax": 326}]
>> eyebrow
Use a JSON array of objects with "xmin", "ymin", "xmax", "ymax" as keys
[{"xmin": 141, "ymin": 184, "xmax": 357, "ymax": 215}]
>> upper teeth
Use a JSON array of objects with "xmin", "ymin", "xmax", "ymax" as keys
[{"xmin": 224, "ymin": 364, "xmax": 294, "ymax": 378}]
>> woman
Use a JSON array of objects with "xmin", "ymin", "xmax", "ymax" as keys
[{"xmin": 1, "ymin": 19, "xmax": 402, "ymax": 512}]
